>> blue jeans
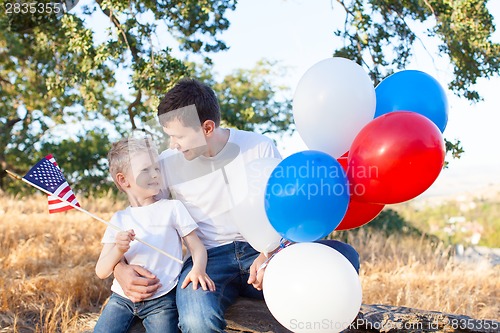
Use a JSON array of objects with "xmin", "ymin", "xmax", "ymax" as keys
[
  {"xmin": 316, "ymin": 239, "xmax": 360, "ymax": 273},
  {"xmin": 176, "ymin": 240, "xmax": 359, "ymax": 333},
  {"xmin": 94, "ymin": 290, "xmax": 179, "ymax": 333}
]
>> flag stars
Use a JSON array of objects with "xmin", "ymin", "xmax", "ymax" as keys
[
  {"xmin": 26, "ymin": 158, "xmax": 67, "ymax": 192},
  {"xmin": 23, "ymin": 155, "xmax": 80, "ymax": 214}
]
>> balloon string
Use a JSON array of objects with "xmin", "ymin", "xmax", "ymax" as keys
[{"xmin": 257, "ymin": 238, "xmax": 294, "ymax": 273}]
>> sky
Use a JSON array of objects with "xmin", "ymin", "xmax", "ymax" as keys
[
  {"xmin": 72, "ymin": 0, "xmax": 500, "ymax": 199},
  {"xmin": 204, "ymin": 0, "xmax": 500, "ymax": 199}
]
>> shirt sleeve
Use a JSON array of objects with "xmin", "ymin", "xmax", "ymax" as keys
[
  {"xmin": 261, "ymin": 137, "xmax": 282, "ymax": 160},
  {"xmin": 101, "ymin": 212, "xmax": 120, "ymax": 244},
  {"xmin": 172, "ymin": 200, "xmax": 199, "ymax": 237}
]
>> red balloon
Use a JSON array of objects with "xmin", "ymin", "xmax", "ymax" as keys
[
  {"xmin": 335, "ymin": 154, "xmax": 384, "ymax": 230},
  {"xmin": 337, "ymin": 156, "xmax": 348, "ymax": 169},
  {"xmin": 348, "ymin": 111, "xmax": 445, "ymax": 204},
  {"xmin": 335, "ymin": 199, "xmax": 384, "ymax": 230}
]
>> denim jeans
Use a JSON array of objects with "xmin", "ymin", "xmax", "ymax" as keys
[
  {"xmin": 316, "ymin": 239, "xmax": 360, "ymax": 273},
  {"xmin": 94, "ymin": 290, "xmax": 179, "ymax": 333},
  {"xmin": 176, "ymin": 240, "xmax": 359, "ymax": 333}
]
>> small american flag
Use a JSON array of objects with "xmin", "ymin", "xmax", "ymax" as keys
[{"xmin": 24, "ymin": 154, "xmax": 80, "ymax": 214}]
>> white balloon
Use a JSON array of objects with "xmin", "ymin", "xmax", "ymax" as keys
[
  {"xmin": 293, "ymin": 57, "xmax": 376, "ymax": 158},
  {"xmin": 263, "ymin": 242, "xmax": 362, "ymax": 333},
  {"xmin": 231, "ymin": 158, "xmax": 282, "ymax": 254}
]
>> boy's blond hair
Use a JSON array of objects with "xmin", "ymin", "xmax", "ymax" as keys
[{"xmin": 108, "ymin": 136, "xmax": 158, "ymax": 191}]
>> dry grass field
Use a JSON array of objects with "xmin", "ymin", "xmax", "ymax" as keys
[{"xmin": 0, "ymin": 194, "xmax": 498, "ymax": 332}]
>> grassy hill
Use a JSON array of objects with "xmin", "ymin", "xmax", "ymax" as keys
[{"xmin": 393, "ymin": 185, "xmax": 500, "ymax": 248}]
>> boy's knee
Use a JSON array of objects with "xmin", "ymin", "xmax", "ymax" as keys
[
  {"xmin": 178, "ymin": 312, "xmax": 225, "ymax": 333},
  {"xmin": 176, "ymin": 288, "xmax": 227, "ymax": 333}
]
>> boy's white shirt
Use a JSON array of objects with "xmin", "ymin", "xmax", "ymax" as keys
[
  {"xmin": 158, "ymin": 128, "xmax": 282, "ymax": 249},
  {"xmin": 101, "ymin": 199, "xmax": 198, "ymax": 300}
]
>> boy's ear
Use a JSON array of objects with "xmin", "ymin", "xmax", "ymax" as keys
[
  {"xmin": 202, "ymin": 120, "xmax": 216, "ymax": 136},
  {"xmin": 116, "ymin": 173, "xmax": 129, "ymax": 189}
]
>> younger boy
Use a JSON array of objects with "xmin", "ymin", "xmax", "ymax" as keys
[{"xmin": 94, "ymin": 137, "xmax": 215, "ymax": 333}]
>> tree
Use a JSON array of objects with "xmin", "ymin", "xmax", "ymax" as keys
[
  {"xmin": 0, "ymin": 0, "xmax": 293, "ymax": 194},
  {"xmin": 334, "ymin": 0, "xmax": 499, "ymax": 100},
  {"xmin": 333, "ymin": 0, "xmax": 499, "ymax": 157},
  {"xmin": 213, "ymin": 60, "xmax": 293, "ymax": 136},
  {"xmin": 2, "ymin": 0, "xmax": 498, "ymax": 194}
]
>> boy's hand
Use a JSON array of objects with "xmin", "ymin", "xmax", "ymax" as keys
[
  {"xmin": 115, "ymin": 229, "xmax": 135, "ymax": 253},
  {"xmin": 248, "ymin": 253, "xmax": 267, "ymax": 290},
  {"xmin": 181, "ymin": 267, "xmax": 216, "ymax": 292}
]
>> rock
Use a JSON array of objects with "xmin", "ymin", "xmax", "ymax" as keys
[
  {"xmin": 345, "ymin": 304, "xmax": 499, "ymax": 333},
  {"xmin": 223, "ymin": 298, "xmax": 289, "ymax": 333},
  {"xmin": 125, "ymin": 298, "xmax": 499, "ymax": 333}
]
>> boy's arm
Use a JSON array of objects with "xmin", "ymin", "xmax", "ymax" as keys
[
  {"xmin": 95, "ymin": 230, "xmax": 135, "ymax": 279},
  {"xmin": 96, "ymin": 243, "xmax": 126, "ymax": 279},
  {"xmin": 180, "ymin": 231, "xmax": 216, "ymax": 291}
]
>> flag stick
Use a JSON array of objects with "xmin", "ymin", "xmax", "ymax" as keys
[{"xmin": 5, "ymin": 170, "xmax": 183, "ymax": 265}]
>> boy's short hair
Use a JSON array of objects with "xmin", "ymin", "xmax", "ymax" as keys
[
  {"xmin": 108, "ymin": 136, "xmax": 158, "ymax": 191},
  {"xmin": 157, "ymin": 78, "xmax": 221, "ymax": 128}
]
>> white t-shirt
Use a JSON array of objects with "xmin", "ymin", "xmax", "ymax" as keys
[
  {"xmin": 101, "ymin": 199, "xmax": 198, "ymax": 300},
  {"xmin": 158, "ymin": 128, "xmax": 281, "ymax": 249}
]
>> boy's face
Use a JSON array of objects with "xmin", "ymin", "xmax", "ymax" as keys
[
  {"xmin": 126, "ymin": 151, "xmax": 162, "ymax": 197},
  {"xmin": 162, "ymin": 118, "xmax": 208, "ymax": 161}
]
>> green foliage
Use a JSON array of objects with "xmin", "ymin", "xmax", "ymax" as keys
[
  {"xmin": 1, "ymin": 0, "xmax": 498, "ymax": 196},
  {"xmin": 1, "ymin": 0, "xmax": 294, "ymax": 195},
  {"xmin": 476, "ymin": 201, "xmax": 500, "ymax": 247},
  {"xmin": 333, "ymin": 208, "xmax": 432, "ymax": 243},
  {"xmin": 334, "ymin": 197, "xmax": 500, "ymax": 249},
  {"xmin": 394, "ymin": 197, "xmax": 500, "ymax": 248},
  {"xmin": 1, "ymin": 0, "xmax": 128, "ymax": 192},
  {"xmin": 39, "ymin": 129, "xmax": 113, "ymax": 195},
  {"xmin": 333, "ymin": 0, "xmax": 499, "ymax": 101},
  {"xmin": 214, "ymin": 60, "xmax": 294, "ymax": 136},
  {"xmin": 444, "ymin": 138, "xmax": 464, "ymax": 167},
  {"xmin": 357, "ymin": 209, "xmax": 425, "ymax": 237}
]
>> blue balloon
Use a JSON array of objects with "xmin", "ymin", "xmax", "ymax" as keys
[
  {"xmin": 375, "ymin": 70, "xmax": 448, "ymax": 132},
  {"xmin": 264, "ymin": 150, "xmax": 349, "ymax": 242}
]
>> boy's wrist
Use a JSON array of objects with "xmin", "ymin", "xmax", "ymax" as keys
[
  {"xmin": 258, "ymin": 239, "xmax": 293, "ymax": 273},
  {"xmin": 113, "ymin": 258, "xmax": 127, "ymax": 273},
  {"xmin": 190, "ymin": 263, "xmax": 205, "ymax": 272},
  {"xmin": 267, "ymin": 239, "xmax": 293, "ymax": 257}
]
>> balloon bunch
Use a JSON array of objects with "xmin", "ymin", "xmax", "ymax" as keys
[
  {"xmin": 347, "ymin": 70, "xmax": 447, "ymax": 208},
  {"xmin": 233, "ymin": 58, "xmax": 447, "ymax": 333}
]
